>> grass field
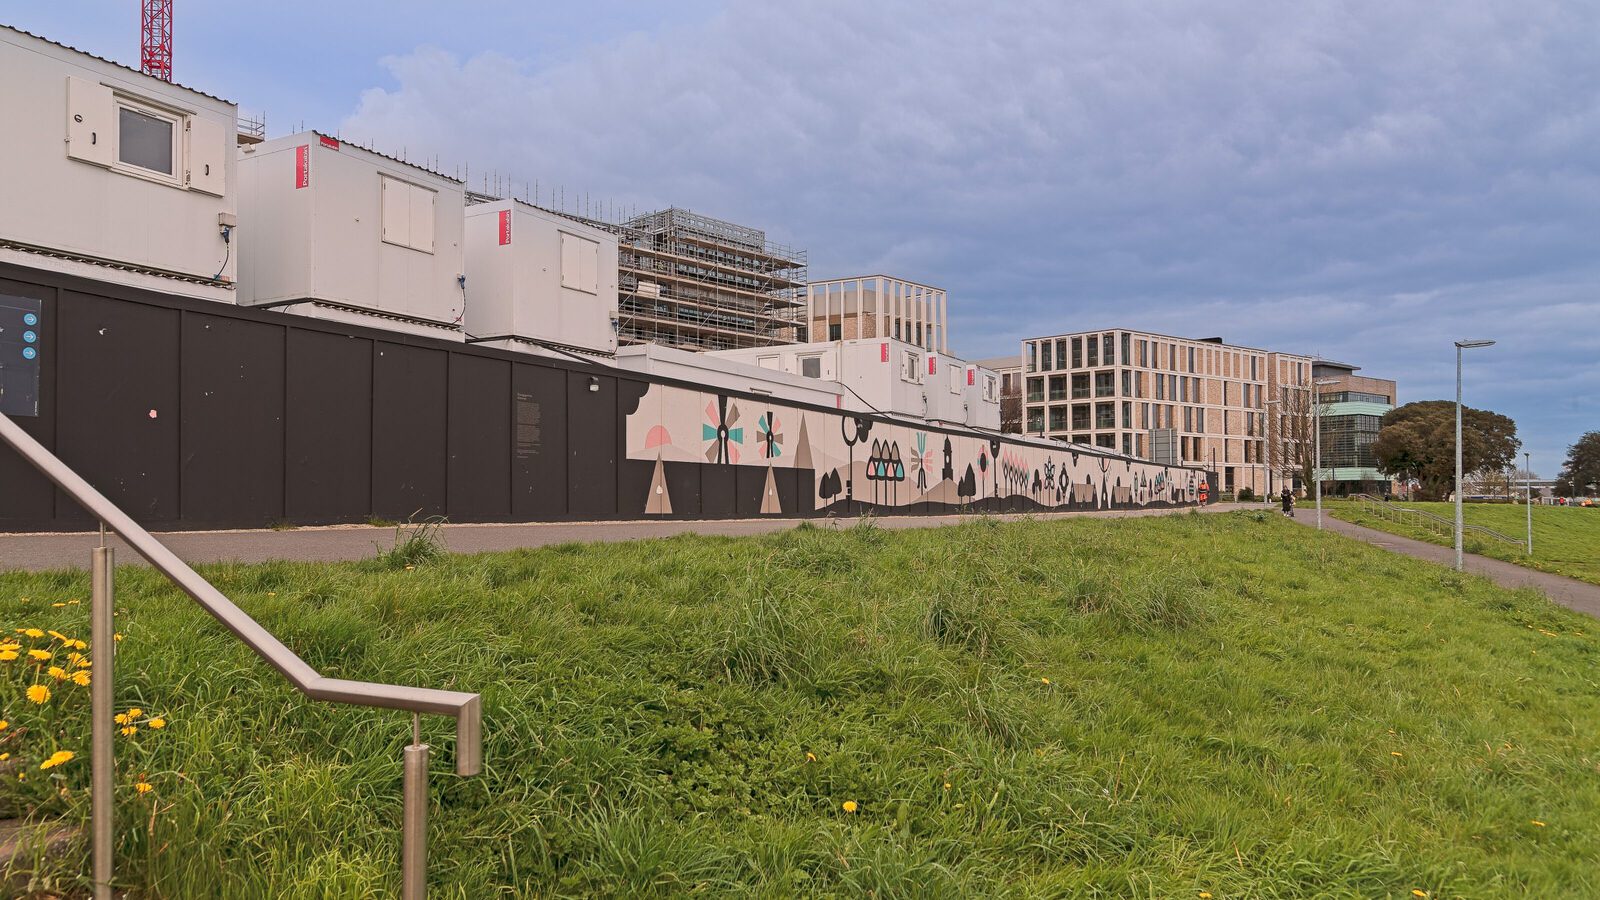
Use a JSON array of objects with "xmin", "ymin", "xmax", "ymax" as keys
[
  {"xmin": 1325, "ymin": 499, "xmax": 1600, "ymax": 587},
  {"xmin": 3, "ymin": 511, "xmax": 1599, "ymax": 897}
]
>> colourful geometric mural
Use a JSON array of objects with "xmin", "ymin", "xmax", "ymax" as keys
[{"xmin": 626, "ymin": 382, "xmax": 1201, "ymax": 516}]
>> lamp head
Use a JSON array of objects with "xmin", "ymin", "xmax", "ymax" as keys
[{"xmin": 1454, "ymin": 339, "xmax": 1496, "ymax": 349}]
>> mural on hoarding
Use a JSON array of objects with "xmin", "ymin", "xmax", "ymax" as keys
[{"xmin": 625, "ymin": 383, "xmax": 1199, "ymax": 515}]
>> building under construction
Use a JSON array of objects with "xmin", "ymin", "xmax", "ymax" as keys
[{"xmin": 612, "ymin": 208, "xmax": 806, "ymax": 351}]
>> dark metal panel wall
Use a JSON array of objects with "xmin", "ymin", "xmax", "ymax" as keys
[
  {"xmin": 447, "ymin": 353, "xmax": 512, "ymax": 520},
  {"xmin": 54, "ymin": 291, "xmax": 181, "ymax": 524},
  {"xmin": 180, "ymin": 314, "xmax": 286, "ymax": 526},
  {"xmin": 372, "ymin": 342, "xmax": 449, "ymax": 519},
  {"xmin": 511, "ymin": 363, "xmax": 567, "ymax": 519},
  {"xmin": 285, "ymin": 330, "xmax": 373, "ymax": 523},
  {"xmin": 566, "ymin": 371, "xmax": 616, "ymax": 517},
  {"xmin": 0, "ymin": 278, "xmax": 57, "ymax": 528}
]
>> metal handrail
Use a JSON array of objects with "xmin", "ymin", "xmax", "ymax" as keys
[
  {"xmin": 1351, "ymin": 493, "xmax": 1525, "ymax": 549},
  {"xmin": 0, "ymin": 412, "xmax": 480, "ymax": 898}
]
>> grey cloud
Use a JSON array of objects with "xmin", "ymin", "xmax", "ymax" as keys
[{"xmin": 341, "ymin": 0, "xmax": 1599, "ymax": 473}]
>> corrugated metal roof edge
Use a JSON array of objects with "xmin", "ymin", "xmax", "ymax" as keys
[
  {"xmin": 303, "ymin": 130, "xmax": 466, "ymax": 185},
  {"xmin": 2, "ymin": 22, "xmax": 234, "ymax": 105}
]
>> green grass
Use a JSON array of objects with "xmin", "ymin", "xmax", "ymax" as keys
[
  {"xmin": 1325, "ymin": 499, "xmax": 1600, "ymax": 587},
  {"xmin": 3, "ymin": 512, "xmax": 1599, "ymax": 897}
]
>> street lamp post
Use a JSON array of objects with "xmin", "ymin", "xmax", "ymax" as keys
[
  {"xmin": 1264, "ymin": 397, "xmax": 1280, "ymax": 510},
  {"xmin": 1312, "ymin": 378, "xmax": 1339, "ymax": 531},
  {"xmin": 1454, "ymin": 339, "xmax": 1495, "ymax": 571},
  {"xmin": 1524, "ymin": 450, "xmax": 1533, "ymax": 556}
]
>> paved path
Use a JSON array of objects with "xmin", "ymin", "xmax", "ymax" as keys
[
  {"xmin": 0, "ymin": 504, "xmax": 1245, "ymax": 573},
  {"xmin": 1290, "ymin": 511, "xmax": 1600, "ymax": 619}
]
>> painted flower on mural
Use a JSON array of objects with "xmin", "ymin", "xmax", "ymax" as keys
[
  {"xmin": 756, "ymin": 411, "xmax": 783, "ymax": 459},
  {"xmin": 912, "ymin": 432, "xmax": 932, "ymax": 492},
  {"xmin": 702, "ymin": 396, "xmax": 744, "ymax": 465}
]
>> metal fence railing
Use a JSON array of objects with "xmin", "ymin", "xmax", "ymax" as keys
[
  {"xmin": 0, "ymin": 412, "xmax": 480, "ymax": 899},
  {"xmin": 1350, "ymin": 493, "xmax": 1526, "ymax": 551}
]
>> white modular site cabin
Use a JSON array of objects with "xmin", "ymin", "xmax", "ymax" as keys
[
  {"xmin": 463, "ymin": 200, "xmax": 619, "ymax": 357},
  {"xmin": 613, "ymin": 343, "xmax": 845, "ymax": 410},
  {"xmin": 235, "ymin": 132, "xmax": 465, "ymax": 338},
  {"xmin": 708, "ymin": 338, "xmax": 1001, "ymax": 429},
  {"xmin": 0, "ymin": 26, "xmax": 238, "ymax": 298}
]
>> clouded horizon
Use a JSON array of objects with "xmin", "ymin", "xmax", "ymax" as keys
[{"xmin": 6, "ymin": 1, "xmax": 1596, "ymax": 475}]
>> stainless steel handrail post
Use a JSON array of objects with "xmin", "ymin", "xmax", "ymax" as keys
[
  {"xmin": 91, "ymin": 539, "xmax": 114, "ymax": 900},
  {"xmin": 403, "ymin": 713, "xmax": 429, "ymax": 900}
]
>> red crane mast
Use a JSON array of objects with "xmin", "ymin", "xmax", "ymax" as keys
[{"xmin": 140, "ymin": 0, "xmax": 173, "ymax": 82}]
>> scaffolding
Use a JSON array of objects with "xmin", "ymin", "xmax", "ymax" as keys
[{"xmin": 612, "ymin": 208, "xmax": 807, "ymax": 351}]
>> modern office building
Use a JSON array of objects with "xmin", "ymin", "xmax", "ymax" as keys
[
  {"xmin": 610, "ymin": 207, "xmax": 807, "ymax": 352},
  {"xmin": 1020, "ymin": 329, "xmax": 1314, "ymax": 495},
  {"xmin": 803, "ymin": 276, "xmax": 948, "ymax": 352},
  {"xmin": 1311, "ymin": 360, "xmax": 1397, "ymax": 496}
]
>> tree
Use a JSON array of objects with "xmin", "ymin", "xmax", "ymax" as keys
[
  {"xmin": 1371, "ymin": 401, "xmax": 1520, "ymax": 501},
  {"xmin": 1554, "ymin": 431, "xmax": 1600, "ymax": 497},
  {"xmin": 999, "ymin": 391, "xmax": 1023, "ymax": 434},
  {"xmin": 1264, "ymin": 385, "xmax": 1323, "ymax": 495}
]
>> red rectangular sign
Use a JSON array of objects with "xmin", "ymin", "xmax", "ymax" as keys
[
  {"xmin": 967, "ymin": 367, "xmax": 975, "ymax": 385},
  {"xmin": 880, "ymin": 342, "xmax": 888, "ymax": 363},
  {"xmin": 294, "ymin": 144, "xmax": 310, "ymax": 189},
  {"xmin": 497, "ymin": 209, "xmax": 512, "ymax": 245},
  {"xmin": 928, "ymin": 356, "xmax": 937, "ymax": 375}
]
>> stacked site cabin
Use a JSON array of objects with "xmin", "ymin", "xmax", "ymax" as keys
[
  {"xmin": 0, "ymin": 26, "xmax": 238, "ymax": 298},
  {"xmin": 235, "ymin": 132, "xmax": 466, "ymax": 338},
  {"xmin": 463, "ymin": 200, "xmax": 619, "ymax": 357}
]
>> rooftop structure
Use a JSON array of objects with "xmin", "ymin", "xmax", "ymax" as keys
[
  {"xmin": 803, "ymin": 276, "xmax": 948, "ymax": 353},
  {"xmin": 609, "ymin": 208, "xmax": 806, "ymax": 352}
]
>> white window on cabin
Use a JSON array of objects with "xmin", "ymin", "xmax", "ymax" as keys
[
  {"xmin": 799, "ymin": 355, "xmax": 822, "ymax": 379},
  {"xmin": 950, "ymin": 364, "xmax": 962, "ymax": 394},
  {"xmin": 561, "ymin": 232, "xmax": 600, "ymax": 295},
  {"xmin": 116, "ymin": 104, "xmax": 178, "ymax": 179},
  {"xmin": 380, "ymin": 176, "xmax": 436, "ymax": 254},
  {"xmin": 901, "ymin": 350, "xmax": 921, "ymax": 384},
  {"xmin": 757, "ymin": 355, "xmax": 780, "ymax": 370},
  {"xmin": 984, "ymin": 374, "xmax": 999, "ymax": 402}
]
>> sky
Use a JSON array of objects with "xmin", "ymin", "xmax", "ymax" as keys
[{"xmin": 5, "ymin": 1, "xmax": 1596, "ymax": 476}]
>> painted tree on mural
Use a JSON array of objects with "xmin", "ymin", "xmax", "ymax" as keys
[
  {"xmin": 840, "ymin": 415, "xmax": 873, "ymax": 509},
  {"xmin": 958, "ymin": 464, "xmax": 978, "ymax": 503}
]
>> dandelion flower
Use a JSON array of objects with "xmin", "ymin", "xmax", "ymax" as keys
[
  {"xmin": 114, "ymin": 633, "xmax": 123, "ymax": 642},
  {"xmin": 135, "ymin": 782, "xmax": 154, "ymax": 794},
  {"xmin": 0, "ymin": 720, "xmax": 7, "ymax": 731},
  {"xmin": 47, "ymin": 666, "xmax": 67, "ymax": 680},
  {"xmin": 1412, "ymin": 891, "xmax": 1428, "ymax": 898},
  {"xmin": 841, "ymin": 800, "xmax": 858, "ymax": 813},
  {"xmin": 0, "ymin": 650, "xmax": 17, "ymax": 661},
  {"xmin": 40, "ymin": 750, "xmax": 75, "ymax": 769},
  {"xmin": 69, "ymin": 640, "xmax": 87, "ymax": 651},
  {"xmin": 0, "ymin": 753, "xmax": 8, "ymax": 762},
  {"xmin": 148, "ymin": 717, "xmax": 165, "ymax": 729},
  {"xmin": 120, "ymin": 726, "xmax": 138, "ymax": 737},
  {"xmin": 943, "ymin": 782, "xmax": 952, "ymax": 790},
  {"xmin": 1531, "ymin": 820, "xmax": 1546, "ymax": 827},
  {"xmin": 47, "ymin": 630, "xmax": 67, "ymax": 641},
  {"xmin": 51, "ymin": 602, "xmax": 66, "ymax": 608},
  {"xmin": 804, "ymin": 752, "xmax": 816, "ymax": 763},
  {"xmin": 26, "ymin": 684, "xmax": 50, "ymax": 704},
  {"xmin": 114, "ymin": 713, "xmax": 129, "ymax": 725},
  {"xmin": 27, "ymin": 649, "xmax": 50, "ymax": 661},
  {"xmin": 127, "ymin": 708, "xmax": 143, "ymax": 719},
  {"xmin": 72, "ymin": 671, "xmax": 91, "ymax": 687},
  {"xmin": 1200, "ymin": 894, "xmax": 1213, "ymax": 899},
  {"xmin": 68, "ymin": 599, "xmax": 80, "ymax": 605},
  {"xmin": 1040, "ymin": 677, "xmax": 1050, "ymax": 685},
  {"xmin": 1390, "ymin": 751, "xmax": 1404, "ymax": 757}
]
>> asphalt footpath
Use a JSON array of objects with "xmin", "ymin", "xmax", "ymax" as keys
[{"xmin": 0, "ymin": 503, "xmax": 1245, "ymax": 573}]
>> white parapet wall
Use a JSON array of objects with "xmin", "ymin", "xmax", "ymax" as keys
[
  {"xmin": 463, "ymin": 200, "xmax": 619, "ymax": 356},
  {"xmin": 0, "ymin": 26, "xmax": 238, "ymax": 299},
  {"xmin": 236, "ymin": 132, "xmax": 465, "ymax": 338}
]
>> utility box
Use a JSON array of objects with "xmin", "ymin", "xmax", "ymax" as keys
[
  {"xmin": 463, "ymin": 200, "xmax": 619, "ymax": 356},
  {"xmin": 0, "ymin": 26, "xmax": 238, "ymax": 293},
  {"xmin": 236, "ymin": 132, "xmax": 465, "ymax": 334}
]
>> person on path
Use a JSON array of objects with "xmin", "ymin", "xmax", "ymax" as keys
[{"xmin": 1281, "ymin": 488, "xmax": 1295, "ymax": 518}]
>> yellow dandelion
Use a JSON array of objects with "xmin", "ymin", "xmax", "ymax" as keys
[
  {"xmin": 67, "ymin": 599, "xmax": 80, "ymax": 605},
  {"xmin": 1531, "ymin": 819, "xmax": 1546, "ymax": 827},
  {"xmin": 127, "ymin": 708, "xmax": 143, "ymax": 719},
  {"xmin": 120, "ymin": 726, "xmax": 138, "ymax": 737},
  {"xmin": 1040, "ymin": 677, "xmax": 1050, "ymax": 685},
  {"xmin": 0, "ymin": 650, "xmax": 17, "ymax": 662},
  {"xmin": 1390, "ymin": 751, "xmax": 1404, "ymax": 758},
  {"xmin": 40, "ymin": 750, "xmax": 75, "ymax": 769},
  {"xmin": 26, "ymin": 684, "xmax": 50, "ymax": 704},
  {"xmin": 113, "ymin": 713, "xmax": 129, "ymax": 725},
  {"xmin": 148, "ymin": 717, "xmax": 165, "ymax": 729},
  {"xmin": 1412, "ymin": 891, "xmax": 1428, "ymax": 898},
  {"xmin": 72, "ymin": 671, "xmax": 91, "ymax": 687},
  {"xmin": 0, "ymin": 753, "xmax": 8, "ymax": 761},
  {"xmin": 69, "ymin": 640, "xmax": 87, "ymax": 651},
  {"xmin": 47, "ymin": 666, "xmax": 67, "ymax": 681},
  {"xmin": 16, "ymin": 773, "xmax": 23, "ymax": 781},
  {"xmin": 135, "ymin": 782, "xmax": 154, "ymax": 794},
  {"xmin": 47, "ymin": 630, "xmax": 67, "ymax": 641},
  {"xmin": 27, "ymin": 649, "xmax": 50, "ymax": 661},
  {"xmin": 805, "ymin": 752, "xmax": 816, "ymax": 763},
  {"xmin": 1200, "ymin": 894, "xmax": 1213, "ymax": 899},
  {"xmin": 51, "ymin": 602, "xmax": 66, "ymax": 608},
  {"xmin": 114, "ymin": 633, "xmax": 123, "ymax": 642},
  {"xmin": 841, "ymin": 800, "xmax": 858, "ymax": 813},
  {"xmin": 0, "ymin": 719, "xmax": 7, "ymax": 731},
  {"xmin": 943, "ymin": 782, "xmax": 952, "ymax": 790},
  {"xmin": 0, "ymin": 640, "xmax": 18, "ymax": 650}
]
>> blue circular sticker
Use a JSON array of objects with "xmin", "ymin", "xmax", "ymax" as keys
[
  {"xmin": 22, "ymin": 313, "xmax": 38, "ymax": 326},
  {"xmin": 23, "ymin": 330, "xmax": 37, "ymax": 343},
  {"xmin": 22, "ymin": 346, "xmax": 37, "ymax": 360}
]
